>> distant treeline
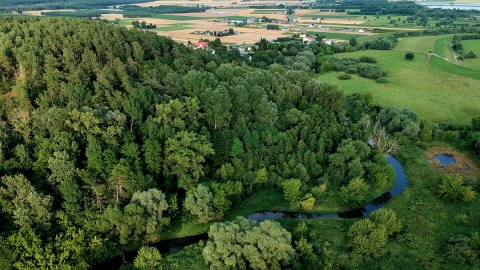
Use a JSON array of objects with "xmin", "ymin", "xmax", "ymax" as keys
[
  {"xmin": 41, "ymin": 10, "xmax": 103, "ymax": 17},
  {"xmin": 0, "ymin": 0, "xmax": 147, "ymax": 12},
  {"xmin": 121, "ymin": 5, "xmax": 206, "ymax": 18}
]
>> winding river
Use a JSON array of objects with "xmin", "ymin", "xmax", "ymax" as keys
[{"xmin": 94, "ymin": 155, "xmax": 407, "ymax": 268}]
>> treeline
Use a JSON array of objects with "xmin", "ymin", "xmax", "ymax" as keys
[
  {"xmin": 0, "ymin": 0, "xmax": 147, "ymax": 12},
  {"xmin": 131, "ymin": 20, "xmax": 156, "ymax": 29},
  {"xmin": 0, "ymin": 17, "xmax": 404, "ymax": 269},
  {"xmin": 41, "ymin": 10, "xmax": 103, "ymax": 17},
  {"xmin": 122, "ymin": 4, "xmax": 205, "ymax": 18}
]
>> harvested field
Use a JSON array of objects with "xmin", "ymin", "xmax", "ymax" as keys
[{"xmin": 23, "ymin": 9, "xmax": 76, "ymax": 16}]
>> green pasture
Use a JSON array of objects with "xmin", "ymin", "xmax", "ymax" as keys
[
  {"xmin": 460, "ymin": 39, "xmax": 480, "ymax": 70},
  {"xmin": 154, "ymin": 23, "xmax": 192, "ymax": 31},
  {"xmin": 317, "ymin": 50, "xmax": 480, "ymax": 124},
  {"xmin": 395, "ymin": 35, "xmax": 453, "ymax": 53},
  {"xmin": 433, "ymin": 35, "xmax": 455, "ymax": 60},
  {"xmin": 151, "ymin": 14, "xmax": 206, "ymax": 20},
  {"xmin": 429, "ymin": 55, "xmax": 480, "ymax": 80},
  {"xmin": 218, "ymin": 15, "xmax": 251, "ymax": 21}
]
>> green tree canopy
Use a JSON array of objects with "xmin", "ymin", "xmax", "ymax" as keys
[{"xmin": 203, "ymin": 217, "xmax": 295, "ymax": 269}]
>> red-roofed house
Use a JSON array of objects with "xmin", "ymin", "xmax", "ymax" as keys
[
  {"xmin": 195, "ymin": 41, "xmax": 209, "ymax": 49},
  {"xmin": 302, "ymin": 36, "xmax": 315, "ymax": 44}
]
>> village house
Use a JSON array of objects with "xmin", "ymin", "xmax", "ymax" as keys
[
  {"xmin": 195, "ymin": 41, "xmax": 209, "ymax": 49},
  {"xmin": 303, "ymin": 36, "xmax": 315, "ymax": 44}
]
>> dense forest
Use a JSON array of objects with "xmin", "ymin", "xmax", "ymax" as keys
[
  {"xmin": 0, "ymin": 16, "xmax": 404, "ymax": 269},
  {"xmin": 0, "ymin": 9, "xmax": 479, "ymax": 268}
]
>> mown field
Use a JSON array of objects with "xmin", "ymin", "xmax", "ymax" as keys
[{"xmin": 317, "ymin": 50, "xmax": 480, "ymax": 125}]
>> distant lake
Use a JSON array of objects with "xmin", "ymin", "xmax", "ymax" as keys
[{"xmin": 417, "ymin": 2, "xmax": 480, "ymax": 11}]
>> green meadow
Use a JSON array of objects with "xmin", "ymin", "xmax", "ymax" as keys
[
  {"xmin": 395, "ymin": 35, "xmax": 453, "ymax": 53},
  {"xmin": 151, "ymin": 14, "xmax": 207, "ymax": 20},
  {"xmin": 317, "ymin": 50, "xmax": 480, "ymax": 125},
  {"xmin": 155, "ymin": 23, "xmax": 192, "ymax": 31},
  {"xmin": 461, "ymin": 39, "xmax": 480, "ymax": 70}
]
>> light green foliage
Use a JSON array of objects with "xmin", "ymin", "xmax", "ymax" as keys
[
  {"xmin": 184, "ymin": 184, "xmax": 216, "ymax": 223},
  {"xmin": 0, "ymin": 174, "xmax": 53, "ymax": 228},
  {"xmin": 297, "ymin": 193, "xmax": 316, "ymax": 211},
  {"xmin": 134, "ymin": 246, "xmax": 162, "ymax": 270},
  {"xmin": 203, "ymin": 217, "xmax": 294, "ymax": 269},
  {"xmin": 8, "ymin": 227, "xmax": 109, "ymax": 269},
  {"xmin": 369, "ymin": 208, "xmax": 402, "ymax": 236},
  {"xmin": 347, "ymin": 219, "xmax": 388, "ymax": 257},
  {"xmin": 164, "ymin": 131, "xmax": 214, "ymax": 190},
  {"xmin": 339, "ymin": 177, "xmax": 369, "ymax": 208},
  {"xmin": 131, "ymin": 189, "xmax": 170, "ymax": 234},
  {"xmin": 437, "ymin": 174, "xmax": 476, "ymax": 203},
  {"xmin": 282, "ymin": 178, "xmax": 302, "ymax": 205}
]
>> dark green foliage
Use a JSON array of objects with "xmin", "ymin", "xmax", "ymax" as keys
[
  {"xmin": 0, "ymin": 16, "xmax": 406, "ymax": 268},
  {"xmin": 359, "ymin": 56, "xmax": 377, "ymax": 63},
  {"xmin": 463, "ymin": 51, "xmax": 477, "ymax": 59},
  {"xmin": 358, "ymin": 66, "xmax": 387, "ymax": 80},
  {"xmin": 375, "ymin": 77, "xmax": 388, "ymax": 84},
  {"xmin": 445, "ymin": 235, "xmax": 478, "ymax": 265},
  {"xmin": 377, "ymin": 107, "xmax": 420, "ymax": 137},
  {"xmin": 338, "ymin": 73, "xmax": 352, "ymax": 80},
  {"xmin": 267, "ymin": 24, "xmax": 280, "ymax": 30},
  {"xmin": 41, "ymin": 10, "xmax": 103, "ymax": 17},
  {"xmin": 405, "ymin": 52, "xmax": 414, "ymax": 60},
  {"xmin": 0, "ymin": 0, "xmax": 148, "ymax": 11}
]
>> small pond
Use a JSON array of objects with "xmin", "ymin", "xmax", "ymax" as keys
[{"xmin": 432, "ymin": 154, "xmax": 456, "ymax": 165}]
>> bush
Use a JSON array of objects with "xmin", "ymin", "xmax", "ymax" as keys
[
  {"xmin": 437, "ymin": 174, "xmax": 476, "ymax": 203},
  {"xmin": 358, "ymin": 66, "xmax": 387, "ymax": 80},
  {"xmin": 463, "ymin": 51, "xmax": 477, "ymax": 59},
  {"xmin": 359, "ymin": 56, "xmax": 378, "ymax": 63},
  {"xmin": 345, "ymin": 66, "xmax": 358, "ymax": 74},
  {"xmin": 375, "ymin": 77, "xmax": 388, "ymax": 83},
  {"xmin": 338, "ymin": 73, "xmax": 352, "ymax": 80},
  {"xmin": 405, "ymin": 52, "xmax": 414, "ymax": 60}
]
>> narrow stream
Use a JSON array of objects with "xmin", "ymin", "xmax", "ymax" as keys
[{"xmin": 93, "ymin": 156, "xmax": 407, "ymax": 269}]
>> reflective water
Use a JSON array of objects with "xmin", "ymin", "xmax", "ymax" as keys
[
  {"xmin": 433, "ymin": 154, "xmax": 456, "ymax": 165},
  {"xmin": 247, "ymin": 156, "xmax": 407, "ymax": 221}
]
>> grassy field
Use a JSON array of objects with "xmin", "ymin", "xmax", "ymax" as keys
[
  {"xmin": 460, "ymin": 39, "xmax": 480, "ymax": 70},
  {"xmin": 429, "ymin": 55, "xmax": 480, "ymax": 80},
  {"xmin": 151, "ymin": 14, "xmax": 207, "ymax": 20},
  {"xmin": 433, "ymin": 35, "xmax": 455, "ymax": 60},
  {"xmin": 395, "ymin": 35, "xmax": 453, "ymax": 53},
  {"xmin": 155, "ymin": 23, "xmax": 192, "ymax": 31},
  {"xmin": 317, "ymin": 50, "xmax": 480, "ymax": 125}
]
